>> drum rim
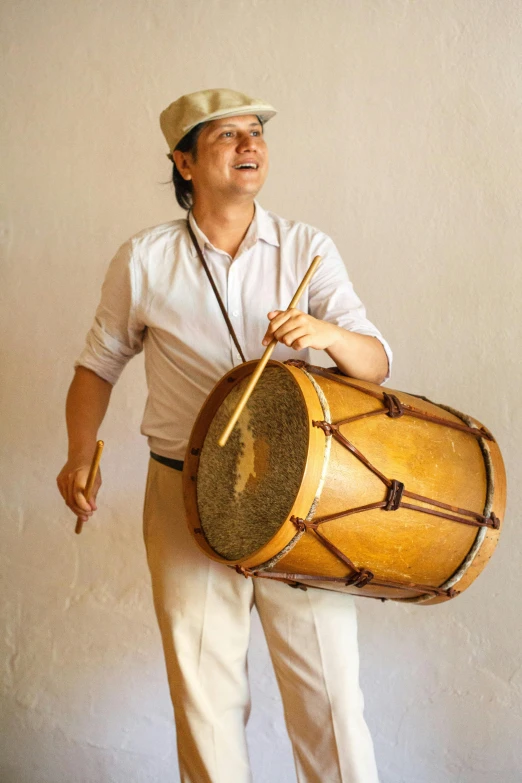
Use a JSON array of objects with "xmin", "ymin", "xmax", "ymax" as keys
[{"xmin": 183, "ymin": 360, "xmax": 326, "ymax": 567}]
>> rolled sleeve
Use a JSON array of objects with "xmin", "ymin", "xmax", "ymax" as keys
[
  {"xmin": 308, "ymin": 235, "xmax": 393, "ymax": 380},
  {"xmin": 75, "ymin": 239, "xmax": 145, "ymax": 385}
]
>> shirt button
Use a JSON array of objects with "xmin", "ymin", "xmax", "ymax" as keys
[{"xmin": 232, "ymin": 310, "xmax": 239, "ymax": 317}]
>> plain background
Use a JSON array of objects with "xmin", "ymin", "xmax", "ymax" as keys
[{"xmin": 1, "ymin": 1, "xmax": 521, "ymax": 781}]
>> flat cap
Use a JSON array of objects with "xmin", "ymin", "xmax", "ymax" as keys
[{"xmin": 160, "ymin": 88, "xmax": 277, "ymax": 153}]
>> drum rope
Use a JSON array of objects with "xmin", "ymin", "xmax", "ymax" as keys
[
  {"xmin": 286, "ymin": 514, "xmax": 459, "ymax": 598},
  {"xmin": 311, "ymin": 422, "xmax": 499, "ymax": 530},
  {"xmin": 236, "ymin": 565, "xmax": 456, "ymax": 598}
]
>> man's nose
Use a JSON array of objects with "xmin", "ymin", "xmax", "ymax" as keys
[{"xmin": 237, "ymin": 133, "xmax": 258, "ymax": 152}]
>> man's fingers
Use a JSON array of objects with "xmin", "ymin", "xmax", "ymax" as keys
[
  {"xmin": 67, "ymin": 493, "xmax": 93, "ymax": 517},
  {"xmin": 57, "ymin": 461, "xmax": 102, "ymax": 519},
  {"xmin": 274, "ymin": 325, "xmax": 310, "ymax": 348},
  {"xmin": 269, "ymin": 309, "xmax": 298, "ymax": 328},
  {"xmin": 264, "ymin": 311, "xmax": 292, "ymax": 338},
  {"xmin": 64, "ymin": 469, "xmax": 93, "ymax": 515},
  {"xmin": 262, "ymin": 310, "xmax": 297, "ymax": 345},
  {"xmin": 70, "ymin": 489, "xmax": 94, "ymax": 517},
  {"xmin": 74, "ymin": 487, "xmax": 93, "ymax": 512}
]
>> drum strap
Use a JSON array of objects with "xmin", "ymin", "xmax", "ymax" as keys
[{"xmin": 186, "ymin": 219, "xmax": 247, "ymax": 363}]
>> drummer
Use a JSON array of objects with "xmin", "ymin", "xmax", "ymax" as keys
[{"xmin": 57, "ymin": 88, "xmax": 392, "ymax": 783}]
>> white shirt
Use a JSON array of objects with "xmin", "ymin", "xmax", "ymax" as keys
[{"xmin": 76, "ymin": 203, "xmax": 392, "ymax": 460}]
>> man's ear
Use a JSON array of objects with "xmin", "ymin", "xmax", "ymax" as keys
[{"xmin": 172, "ymin": 150, "xmax": 192, "ymax": 181}]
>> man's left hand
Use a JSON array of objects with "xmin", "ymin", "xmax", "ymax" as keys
[{"xmin": 262, "ymin": 309, "xmax": 341, "ymax": 352}]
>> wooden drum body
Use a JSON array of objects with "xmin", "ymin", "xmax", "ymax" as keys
[{"xmin": 183, "ymin": 361, "xmax": 506, "ymax": 605}]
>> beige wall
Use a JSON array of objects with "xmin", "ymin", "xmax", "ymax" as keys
[{"xmin": 1, "ymin": 1, "xmax": 521, "ymax": 781}]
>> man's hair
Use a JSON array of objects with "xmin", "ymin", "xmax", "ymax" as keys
[
  {"xmin": 172, "ymin": 122, "xmax": 206, "ymax": 211},
  {"xmin": 171, "ymin": 116, "xmax": 265, "ymax": 211}
]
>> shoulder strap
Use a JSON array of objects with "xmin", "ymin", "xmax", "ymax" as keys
[{"xmin": 186, "ymin": 219, "xmax": 246, "ymax": 363}]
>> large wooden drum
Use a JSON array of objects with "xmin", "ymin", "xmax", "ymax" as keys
[{"xmin": 183, "ymin": 360, "xmax": 506, "ymax": 605}]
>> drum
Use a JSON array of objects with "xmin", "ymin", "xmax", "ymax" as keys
[{"xmin": 183, "ymin": 360, "xmax": 506, "ymax": 605}]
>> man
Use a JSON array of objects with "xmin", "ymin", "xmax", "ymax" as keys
[{"xmin": 57, "ymin": 88, "xmax": 392, "ymax": 782}]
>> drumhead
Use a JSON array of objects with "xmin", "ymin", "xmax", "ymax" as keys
[{"xmin": 196, "ymin": 365, "xmax": 309, "ymax": 560}]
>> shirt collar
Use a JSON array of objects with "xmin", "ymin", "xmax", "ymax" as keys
[
  {"xmin": 254, "ymin": 202, "xmax": 280, "ymax": 248},
  {"xmin": 187, "ymin": 201, "xmax": 279, "ymax": 258}
]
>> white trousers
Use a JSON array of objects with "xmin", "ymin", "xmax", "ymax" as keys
[{"xmin": 143, "ymin": 458, "xmax": 380, "ymax": 783}]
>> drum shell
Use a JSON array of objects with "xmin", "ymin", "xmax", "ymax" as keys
[{"xmin": 184, "ymin": 361, "xmax": 506, "ymax": 604}]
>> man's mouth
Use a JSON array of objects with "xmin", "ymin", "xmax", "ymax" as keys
[{"xmin": 233, "ymin": 162, "xmax": 259, "ymax": 170}]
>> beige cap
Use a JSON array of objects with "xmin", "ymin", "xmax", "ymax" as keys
[{"xmin": 160, "ymin": 88, "xmax": 277, "ymax": 153}]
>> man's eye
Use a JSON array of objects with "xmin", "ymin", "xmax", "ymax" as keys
[{"xmin": 222, "ymin": 131, "xmax": 234, "ymax": 138}]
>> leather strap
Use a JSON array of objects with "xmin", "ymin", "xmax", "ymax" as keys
[{"xmin": 186, "ymin": 218, "xmax": 246, "ymax": 363}]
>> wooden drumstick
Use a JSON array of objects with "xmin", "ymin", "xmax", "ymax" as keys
[
  {"xmin": 218, "ymin": 255, "xmax": 322, "ymax": 448},
  {"xmin": 75, "ymin": 440, "xmax": 104, "ymax": 535}
]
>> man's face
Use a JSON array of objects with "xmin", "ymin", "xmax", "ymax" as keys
[{"xmin": 176, "ymin": 114, "xmax": 269, "ymax": 203}]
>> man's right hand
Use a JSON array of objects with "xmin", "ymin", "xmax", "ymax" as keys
[{"xmin": 56, "ymin": 459, "xmax": 102, "ymax": 522}]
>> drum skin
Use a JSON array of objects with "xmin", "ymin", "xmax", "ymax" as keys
[{"xmin": 183, "ymin": 361, "xmax": 506, "ymax": 605}]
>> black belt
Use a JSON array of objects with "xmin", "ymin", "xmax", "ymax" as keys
[{"xmin": 150, "ymin": 452, "xmax": 184, "ymax": 472}]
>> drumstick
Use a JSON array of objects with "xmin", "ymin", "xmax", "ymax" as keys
[
  {"xmin": 75, "ymin": 440, "xmax": 104, "ymax": 535},
  {"xmin": 218, "ymin": 255, "xmax": 322, "ymax": 448}
]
